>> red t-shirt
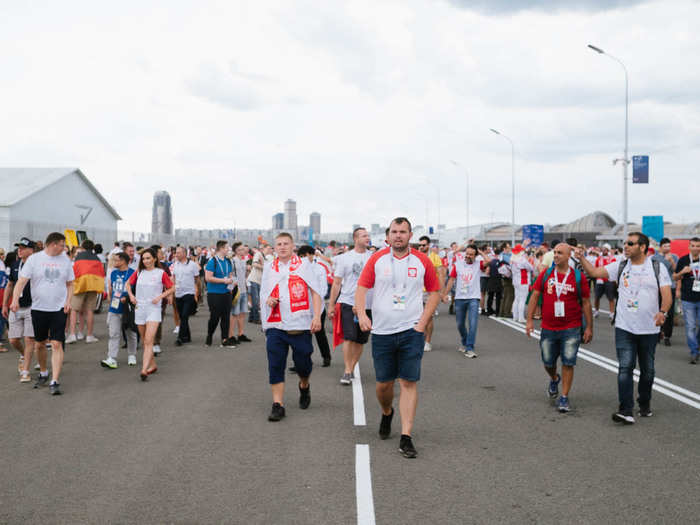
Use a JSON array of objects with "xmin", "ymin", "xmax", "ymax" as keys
[{"xmin": 533, "ymin": 268, "xmax": 590, "ymax": 331}]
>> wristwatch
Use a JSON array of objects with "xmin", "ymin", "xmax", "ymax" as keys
[{"xmin": 660, "ymin": 310, "xmax": 668, "ymax": 318}]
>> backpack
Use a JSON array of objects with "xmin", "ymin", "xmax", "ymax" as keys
[
  {"xmin": 540, "ymin": 265, "xmax": 583, "ymax": 305},
  {"xmin": 611, "ymin": 258, "xmax": 661, "ymax": 325}
]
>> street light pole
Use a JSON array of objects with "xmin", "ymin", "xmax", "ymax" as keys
[
  {"xmin": 489, "ymin": 129, "xmax": 516, "ymax": 247},
  {"xmin": 588, "ymin": 44, "xmax": 630, "ymax": 240},
  {"xmin": 451, "ymin": 160, "xmax": 470, "ymax": 239}
]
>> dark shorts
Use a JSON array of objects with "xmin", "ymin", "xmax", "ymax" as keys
[
  {"xmin": 341, "ymin": 303, "xmax": 371, "ymax": 344},
  {"xmin": 371, "ymin": 328, "xmax": 424, "ymax": 383},
  {"xmin": 31, "ymin": 309, "xmax": 67, "ymax": 344},
  {"xmin": 540, "ymin": 327, "xmax": 581, "ymax": 367},
  {"xmin": 265, "ymin": 328, "xmax": 313, "ymax": 384},
  {"xmin": 595, "ymin": 281, "xmax": 616, "ymax": 302}
]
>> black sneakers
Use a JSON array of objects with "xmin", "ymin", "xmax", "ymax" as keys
[
  {"xmin": 34, "ymin": 374, "xmax": 49, "ymax": 389},
  {"xmin": 49, "ymin": 382, "xmax": 62, "ymax": 395},
  {"xmin": 638, "ymin": 404, "xmax": 653, "ymax": 417},
  {"xmin": 379, "ymin": 408, "xmax": 394, "ymax": 440},
  {"xmin": 322, "ymin": 358, "xmax": 331, "ymax": 367},
  {"xmin": 268, "ymin": 403, "xmax": 286, "ymax": 422},
  {"xmin": 299, "ymin": 384, "xmax": 311, "ymax": 409},
  {"xmin": 221, "ymin": 338, "xmax": 238, "ymax": 348},
  {"xmin": 238, "ymin": 334, "xmax": 252, "ymax": 343},
  {"xmin": 399, "ymin": 435, "xmax": 417, "ymax": 458},
  {"xmin": 205, "ymin": 334, "xmax": 212, "ymax": 347}
]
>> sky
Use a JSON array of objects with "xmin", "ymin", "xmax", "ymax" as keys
[{"xmin": 1, "ymin": 0, "xmax": 698, "ymax": 234}]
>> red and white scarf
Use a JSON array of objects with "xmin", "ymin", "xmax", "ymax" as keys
[{"xmin": 261, "ymin": 255, "xmax": 320, "ymax": 325}]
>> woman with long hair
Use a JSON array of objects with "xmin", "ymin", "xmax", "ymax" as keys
[{"xmin": 126, "ymin": 248, "xmax": 174, "ymax": 380}]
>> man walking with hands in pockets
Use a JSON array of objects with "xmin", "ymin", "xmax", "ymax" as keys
[{"xmin": 355, "ymin": 217, "xmax": 441, "ymax": 458}]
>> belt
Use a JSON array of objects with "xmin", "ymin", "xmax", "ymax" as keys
[{"xmin": 285, "ymin": 330, "xmax": 309, "ymax": 336}]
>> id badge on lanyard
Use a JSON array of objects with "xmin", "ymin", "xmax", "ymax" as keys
[
  {"xmin": 554, "ymin": 301, "xmax": 565, "ymax": 317},
  {"xmin": 392, "ymin": 293, "xmax": 407, "ymax": 310},
  {"xmin": 391, "ymin": 249, "xmax": 408, "ymax": 310},
  {"xmin": 552, "ymin": 268, "xmax": 569, "ymax": 318},
  {"xmin": 110, "ymin": 292, "xmax": 121, "ymax": 310}
]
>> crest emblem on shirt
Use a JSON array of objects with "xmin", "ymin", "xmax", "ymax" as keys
[
  {"xmin": 408, "ymin": 267, "xmax": 417, "ymax": 278},
  {"xmin": 44, "ymin": 266, "xmax": 60, "ymax": 283},
  {"xmin": 290, "ymin": 281, "xmax": 306, "ymax": 300}
]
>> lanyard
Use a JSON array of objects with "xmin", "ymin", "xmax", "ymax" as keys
[
  {"xmin": 390, "ymin": 248, "xmax": 408, "ymax": 291},
  {"xmin": 691, "ymin": 254, "xmax": 700, "ymax": 281},
  {"xmin": 214, "ymin": 256, "xmax": 229, "ymax": 277},
  {"xmin": 552, "ymin": 268, "xmax": 570, "ymax": 300}
]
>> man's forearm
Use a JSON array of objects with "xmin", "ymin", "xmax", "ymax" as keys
[
  {"xmin": 419, "ymin": 292, "xmax": 441, "ymax": 325},
  {"xmin": 329, "ymin": 280, "xmax": 342, "ymax": 307},
  {"xmin": 4, "ymin": 282, "xmax": 14, "ymax": 308},
  {"xmin": 660, "ymin": 287, "xmax": 672, "ymax": 314},
  {"xmin": 12, "ymin": 277, "xmax": 28, "ymax": 303},
  {"xmin": 355, "ymin": 286, "xmax": 367, "ymax": 313},
  {"xmin": 66, "ymin": 282, "xmax": 74, "ymax": 304},
  {"xmin": 582, "ymin": 297, "xmax": 593, "ymax": 330},
  {"xmin": 526, "ymin": 291, "xmax": 539, "ymax": 320}
]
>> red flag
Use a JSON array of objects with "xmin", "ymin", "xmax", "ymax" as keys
[{"xmin": 332, "ymin": 302, "xmax": 344, "ymax": 349}]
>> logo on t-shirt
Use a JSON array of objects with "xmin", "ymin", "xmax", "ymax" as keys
[
  {"xmin": 408, "ymin": 267, "xmax": 417, "ymax": 278},
  {"xmin": 44, "ymin": 265, "xmax": 61, "ymax": 283}
]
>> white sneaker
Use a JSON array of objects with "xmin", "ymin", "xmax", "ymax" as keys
[
  {"xmin": 65, "ymin": 333, "xmax": 77, "ymax": 344},
  {"xmin": 457, "ymin": 345, "xmax": 466, "ymax": 353},
  {"xmin": 127, "ymin": 355, "xmax": 137, "ymax": 366},
  {"xmin": 85, "ymin": 335, "xmax": 99, "ymax": 343},
  {"xmin": 593, "ymin": 309, "xmax": 599, "ymax": 318},
  {"xmin": 100, "ymin": 357, "xmax": 118, "ymax": 369},
  {"xmin": 464, "ymin": 350, "xmax": 478, "ymax": 358},
  {"xmin": 173, "ymin": 326, "xmax": 180, "ymax": 334},
  {"xmin": 153, "ymin": 345, "xmax": 161, "ymax": 355},
  {"xmin": 76, "ymin": 332, "xmax": 85, "ymax": 340},
  {"xmin": 34, "ymin": 363, "xmax": 41, "ymax": 370},
  {"xmin": 424, "ymin": 342, "xmax": 432, "ymax": 352}
]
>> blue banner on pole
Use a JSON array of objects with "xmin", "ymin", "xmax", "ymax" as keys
[
  {"xmin": 522, "ymin": 224, "xmax": 544, "ymax": 246},
  {"xmin": 642, "ymin": 216, "xmax": 664, "ymax": 242},
  {"xmin": 633, "ymin": 155, "xmax": 649, "ymax": 184}
]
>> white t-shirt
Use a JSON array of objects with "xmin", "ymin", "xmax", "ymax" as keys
[
  {"xmin": 605, "ymin": 258, "xmax": 672, "ymax": 335},
  {"xmin": 450, "ymin": 258, "xmax": 485, "ymax": 300},
  {"xmin": 248, "ymin": 251, "xmax": 264, "ymax": 285},
  {"xmin": 172, "ymin": 260, "xmax": 199, "ymax": 298},
  {"xmin": 311, "ymin": 261, "xmax": 327, "ymax": 314},
  {"xmin": 19, "ymin": 250, "xmax": 75, "ymax": 312},
  {"xmin": 334, "ymin": 249, "xmax": 372, "ymax": 306},
  {"xmin": 233, "ymin": 257, "xmax": 248, "ymax": 290},
  {"xmin": 357, "ymin": 247, "xmax": 440, "ymax": 335},
  {"xmin": 129, "ymin": 268, "xmax": 172, "ymax": 307}
]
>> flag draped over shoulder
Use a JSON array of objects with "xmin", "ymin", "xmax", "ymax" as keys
[{"xmin": 73, "ymin": 251, "xmax": 106, "ymax": 294}]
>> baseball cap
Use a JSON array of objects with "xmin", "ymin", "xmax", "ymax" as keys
[{"xmin": 14, "ymin": 237, "xmax": 36, "ymax": 249}]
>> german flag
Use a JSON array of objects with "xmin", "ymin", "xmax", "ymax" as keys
[{"xmin": 73, "ymin": 252, "xmax": 106, "ymax": 294}]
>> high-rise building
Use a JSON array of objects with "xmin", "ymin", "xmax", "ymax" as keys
[
  {"xmin": 309, "ymin": 212, "xmax": 321, "ymax": 237},
  {"xmin": 151, "ymin": 191, "xmax": 173, "ymax": 235},
  {"xmin": 284, "ymin": 199, "xmax": 297, "ymax": 231},
  {"xmin": 272, "ymin": 213, "xmax": 284, "ymax": 230}
]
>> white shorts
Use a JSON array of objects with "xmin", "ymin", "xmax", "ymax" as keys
[
  {"xmin": 134, "ymin": 303, "xmax": 162, "ymax": 325},
  {"xmin": 8, "ymin": 307, "xmax": 34, "ymax": 339}
]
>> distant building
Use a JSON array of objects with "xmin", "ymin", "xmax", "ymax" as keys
[
  {"xmin": 371, "ymin": 223, "xmax": 382, "ymax": 235},
  {"xmin": 272, "ymin": 212, "xmax": 284, "ymax": 230},
  {"xmin": 352, "ymin": 224, "xmax": 361, "ymax": 232},
  {"xmin": 0, "ymin": 167, "xmax": 121, "ymax": 250},
  {"xmin": 309, "ymin": 212, "xmax": 321, "ymax": 237},
  {"xmin": 152, "ymin": 191, "xmax": 173, "ymax": 235},
  {"xmin": 284, "ymin": 199, "xmax": 297, "ymax": 231}
]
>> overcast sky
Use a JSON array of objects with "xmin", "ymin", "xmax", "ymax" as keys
[{"xmin": 1, "ymin": 0, "xmax": 698, "ymax": 234}]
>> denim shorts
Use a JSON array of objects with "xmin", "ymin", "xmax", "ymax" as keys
[
  {"xmin": 540, "ymin": 327, "xmax": 581, "ymax": 367},
  {"xmin": 265, "ymin": 328, "xmax": 313, "ymax": 384},
  {"xmin": 232, "ymin": 292, "xmax": 248, "ymax": 315},
  {"xmin": 371, "ymin": 328, "xmax": 425, "ymax": 383}
]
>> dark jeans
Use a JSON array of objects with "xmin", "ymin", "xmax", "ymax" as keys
[
  {"xmin": 660, "ymin": 294, "xmax": 675, "ymax": 339},
  {"xmin": 176, "ymin": 294, "xmax": 196, "ymax": 342},
  {"xmin": 314, "ymin": 310, "xmax": 331, "ymax": 360},
  {"xmin": 486, "ymin": 291, "xmax": 502, "ymax": 315},
  {"xmin": 207, "ymin": 292, "xmax": 231, "ymax": 342},
  {"xmin": 615, "ymin": 328, "xmax": 657, "ymax": 414},
  {"xmin": 248, "ymin": 282, "xmax": 261, "ymax": 323}
]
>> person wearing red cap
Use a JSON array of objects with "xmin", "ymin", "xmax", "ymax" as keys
[{"xmin": 511, "ymin": 243, "xmax": 534, "ymax": 323}]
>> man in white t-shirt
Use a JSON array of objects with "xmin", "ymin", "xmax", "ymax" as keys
[
  {"xmin": 329, "ymin": 227, "xmax": 373, "ymax": 385},
  {"xmin": 442, "ymin": 244, "xmax": 491, "ymax": 358},
  {"xmin": 356, "ymin": 217, "xmax": 441, "ymax": 459},
  {"xmin": 171, "ymin": 246, "xmax": 200, "ymax": 346},
  {"xmin": 578, "ymin": 232, "xmax": 672, "ymax": 424},
  {"xmin": 11, "ymin": 232, "xmax": 75, "ymax": 395}
]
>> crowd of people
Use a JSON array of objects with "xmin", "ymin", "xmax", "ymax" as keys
[{"xmin": 1, "ymin": 223, "xmax": 699, "ymax": 458}]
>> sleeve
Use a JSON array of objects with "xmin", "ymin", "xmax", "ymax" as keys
[
  {"xmin": 658, "ymin": 263, "xmax": 672, "ymax": 287},
  {"xmin": 67, "ymin": 260, "xmax": 75, "ymax": 281},
  {"xmin": 449, "ymin": 265, "xmax": 457, "ymax": 278},
  {"xmin": 334, "ymin": 256, "xmax": 345, "ymax": 280},
  {"xmin": 205, "ymin": 258, "xmax": 215, "ymax": 272},
  {"xmin": 532, "ymin": 270, "xmax": 545, "ymax": 292},
  {"xmin": 676, "ymin": 256, "xmax": 688, "ymax": 274},
  {"xmin": 162, "ymin": 272, "xmax": 174, "ymax": 288},
  {"xmin": 605, "ymin": 261, "xmax": 620, "ymax": 282},
  {"xmin": 357, "ymin": 256, "xmax": 377, "ymax": 289},
  {"xmin": 580, "ymin": 272, "xmax": 591, "ymax": 298},
  {"xmin": 418, "ymin": 253, "xmax": 440, "ymax": 292},
  {"xmin": 128, "ymin": 272, "xmax": 138, "ymax": 286}
]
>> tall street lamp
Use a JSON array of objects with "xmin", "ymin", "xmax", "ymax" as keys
[
  {"xmin": 450, "ymin": 160, "xmax": 470, "ymax": 239},
  {"xmin": 588, "ymin": 43, "xmax": 630, "ymax": 240},
  {"xmin": 423, "ymin": 176, "xmax": 441, "ymax": 235},
  {"xmin": 489, "ymin": 128, "xmax": 516, "ymax": 246}
]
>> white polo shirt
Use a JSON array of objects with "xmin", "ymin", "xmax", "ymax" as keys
[{"xmin": 358, "ymin": 247, "xmax": 440, "ymax": 335}]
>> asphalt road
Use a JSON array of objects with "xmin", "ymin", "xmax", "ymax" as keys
[{"xmin": 1, "ymin": 304, "xmax": 698, "ymax": 524}]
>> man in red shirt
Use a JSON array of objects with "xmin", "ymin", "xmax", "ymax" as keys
[
  {"xmin": 356, "ymin": 217, "xmax": 441, "ymax": 459},
  {"xmin": 526, "ymin": 243, "xmax": 593, "ymax": 413}
]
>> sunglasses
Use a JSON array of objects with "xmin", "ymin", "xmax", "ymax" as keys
[
  {"xmin": 625, "ymin": 241, "xmax": 639, "ymax": 246},
  {"xmin": 419, "ymin": 243, "xmax": 428, "ymax": 247}
]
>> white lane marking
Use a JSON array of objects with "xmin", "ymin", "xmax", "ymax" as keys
[
  {"xmin": 489, "ymin": 316, "xmax": 700, "ymax": 410},
  {"xmin": 355, "ymin": 444, "xmax": 376, "ymax": 525},
  {"xmin": 353, "ymin": 362, "xmax": 366, "ymax": 426}
]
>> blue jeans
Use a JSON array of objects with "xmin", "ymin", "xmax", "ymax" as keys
[
  {"xmin": 615, "ymin": 328, "xmax": 657, "ymax": 414},
  {"xmin": 681, "ymin": 300, "xmax": 700, "ymax": 356},
  {"xmin": 248, "ymin": 282, "xmax": 261, "ymax": 323},
  {"xmin": 455, "ymin": 299, "xmax": 480, "ymax": 351}
]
